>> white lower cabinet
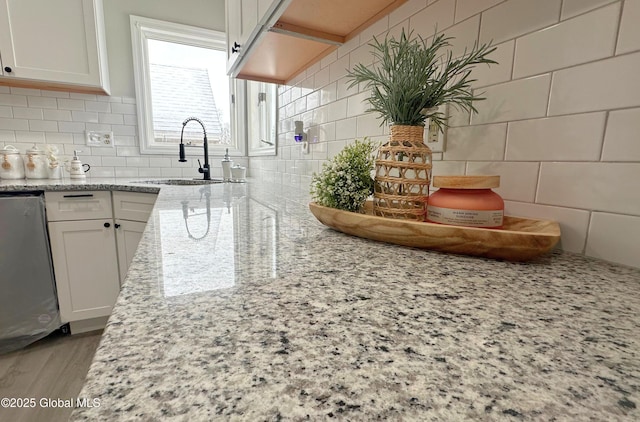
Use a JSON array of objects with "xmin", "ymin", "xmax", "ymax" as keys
[
  {"xmin": 115, "ymin": 219, "xmax": 147, "ymax": 283},
  {"xmin": 45, "ymin": 190, "xmax": 157, "ymax": 333},
  {"xmin": 48, "ymin": 219, "xmax": 120, "ymax": 323}
]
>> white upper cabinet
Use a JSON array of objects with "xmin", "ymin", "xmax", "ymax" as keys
[
  {"xmin": 0, "ymin": 0, "xmax": 110, "ymax": 94},
  {"xmin": 226, "ymin": 0, "xmax": 409, "ymax": 84}
]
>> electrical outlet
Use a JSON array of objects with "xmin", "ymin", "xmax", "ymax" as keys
[
  {"xmin": 426, "ymin": 105, "xmax": 447, "ymax": 153},
  {"xmin": 85, "ymin": 131, "xmax": 115, "ymax": 147}
]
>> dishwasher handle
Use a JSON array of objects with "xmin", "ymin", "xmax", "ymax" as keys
[{"xmin": 62, "ymin": 194, "xmax": 94, "ymax": 198}]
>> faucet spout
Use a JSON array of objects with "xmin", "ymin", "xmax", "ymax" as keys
[{"xmin": 179, "ymin": 117, "xmax": 210, "ymax": 180}]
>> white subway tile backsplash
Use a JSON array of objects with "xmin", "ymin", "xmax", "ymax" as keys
[
  {"xmin": 320, "ymin": 50, "xmax": 337, "ymax": 68},
  {"xmin": 85, "ymin": 101, "xmax": 111, "ymax": 113},
  {"xmin": 43, "ymin": 109, "xmax": 72, "ymax": 121},
  {"xmin": 506, "ymin": 113, "xmax": 606, "ymax": 161},
  {"xmin": 359, "ymin": 15, "xmax": 389, "ymax": 43},
  {"xmin": 70, "ymin": 93, "xmax": 97, "ymax": 101},
  {"xmin": 586, "ymin": 212, "xmax": 640, "ymax": 267},
  {"xmin": 85, "ymin": 123, "xmax": 112, "ymax": 132},
  {"xmin": 123, "ymin": 114, "xmax": 137, "ymax": 126},
  {"xmin": 0, "ymin": 94, "xmax": 27, "ymax": 107},
  {"xmin": 617, "ymin": 0, "xmax": 640, "ymax": 55},
  {"xmin": 467, "ymin": 161, "xmax": 540, "ymax": 202},
  {"xmin": 479, "ymin": 0, "xmax": 561, "ymax": 45},
  {"xmin": 471, "ymin": 74, "xmax": 551, "ymax": 124},
  {"xmin": 314, "ymin": 66, "xmax": 331, "ymax": 89},
  {"xmin": 57, "ymin": 98, "xmax": 85, "ymax": 111},
  {"xmin": 513, "ymin": 3, "xmax": 619, "ymax": 78},
  {"xmin": 410, "ymin": 0, "xmax": 455, "ymax": 37},
  {"xmin": 346, "ymin": 91, "xmax": 370, "ymax": 117},
  {"xmin": 15, "ymin": 131, "xmax": 45, "ymax": 143},
  {"xmin": 101, "ymin": 156, "xmax": 127, "ymax": 167},
  {"xmin": 0, "ymin": 87, "xmax": 10, "ymax": 94},
  {"xmin": 336, "ymin": 36, "xmax": 360, "ymax": 59},
  {"xmin": 138, "ymin": 168, "xmax": 162, "ymax": 177},
  {"xmin": 455, "ymin": 0, "xmax": 506, "ymax": 23},
  {"xmin": 431, "ymin": 160, "xmax": 466, "ymax": 176},
  {"xmin": 356, "ymin": 114, "xmax": 384, "ymax": 138},
  {"xmin": 560, "ymin": 0, "xmax": 617, "ymax": 19},
  {"xmin": 306, "ymin": 90, "xmax": 320, "ymax": 110},
  {"xmin": 122, "ymin": 97, "xmax": 136, "ymax": 104},
  {"xmin": 389, "ymin": 0, "xmax": 427, "ymax": 28},
  {"xmin": 110, "ymin": 103, "xmax": 136, "ymax": 115},
  {"xmin": 0, "ymin": 106, "xmax": 12, "ymax": 118},
  {"xmin": 45, "ymin": 132, "xmax": 73, "ymax": 144},
  {"xmin": 328, "ymin": 98, "xmax": 348, "ymax": 121},
  {"xmin": 10, "ymin": 87, "xmax": 41, "ymax": 96},
  {"xmin": 116, "ymin": 146, "xmax": 140, "ymax": 156},
  {"xmin": 99, "ymin": 113, "xmax": 124, "ymax": 125},
  {"xmin": 13, "ymin": 107, "xmax": 42, "ymax": 120},
  {"xmin": 114, "ymin": 167, "xmax": 139, "ymax": 178},
  {"xmin": 57, "ymin": 121, "xmax": 86, "ymax": 133},
  {"xmin": 444, "ymin": 123, "xmax": 507, "ymax": 160},
  {"xmin": 602, "ymin": 108, "xmax": 640, "ymax": 161},
  {"xmin": 329, "ymin": 55, "xmax": 350, "ymax": 82},
  {"xmin": 29, "ymin": 120, "xmax": 58, "ymax": 132},
  {"xmin": 439, "ymin": 15, "xmax": 480, "ymax": 58},
  {"xmin": 89, "ymin": 167, "xmax": 115, "ymax": 177},
  {"xmin": 538, "ymin": 162, "xmax": 640, "ymax": 214},
  {"xmin": 0, "ymin": 117, "xmax": 29, "ymax": 131},
  {"xmin": 0, "ymin": 130, "xmax": 15, "ymax": 143},
  {"xmin": 549, "ymin": 52, "xmax": 640, "ymax": 115},
  {"xmin": 335, "ymin": 117, "xmax": 357, "ymax": 140},
  {"xmin": 471, "ymin": 41, "xmax": 514, "ymax": 89},
  {"xmin": 337, "ymin": 77, "xmax": 358, "ymax": 100},
  {"xmin": 503, "ymin": 201, "xmax": 590, "ymax": 253},
  {"xmin": 126, "ymin": 157, "xmax": 150, "ymax": 167},
  {"xmin": 71, "ymin": 111, "xmax": 99, "ymax": 123},
  {"xmin": 41, "ymin": 90, "xmax": 69, "ymax": 98}
]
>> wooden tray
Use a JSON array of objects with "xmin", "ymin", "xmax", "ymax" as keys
[{"xmin": 309, "ymin": 202, "xmax": 561, "ymax": 261}]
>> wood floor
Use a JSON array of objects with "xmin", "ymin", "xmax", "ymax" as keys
[{"xmin": 0, "ymin": 330, "xmax": 102, "ymax": 422}]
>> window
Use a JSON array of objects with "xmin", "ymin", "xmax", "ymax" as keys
[
  {"xmin": 247, "ymin": 81, "xmax": 277, "ymax": 156},
  {"xmin": 130, "ymin": 16, "xmax": 244, "ymax": 155}
]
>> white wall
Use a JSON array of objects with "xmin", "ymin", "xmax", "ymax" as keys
[
  {"xmin": 0, "ymin": 0, "xmax": 245, "ymax": 180},
  {"xmin": 250, "ymin": 0, "xmax": 640, "ymax": 268}
]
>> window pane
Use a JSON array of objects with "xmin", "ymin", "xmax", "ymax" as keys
[{"xmin": 147, "ymin": 39, "xmax": 230, "ymax": 146}]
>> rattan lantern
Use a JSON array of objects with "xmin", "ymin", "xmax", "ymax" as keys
[{"xmin": 374, "ymin": 125, "xmax": 432, "ymax": 220}]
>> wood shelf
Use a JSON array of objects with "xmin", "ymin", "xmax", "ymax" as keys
[{"xmin": 235, "ymin": 0, "xmax": 407, "ymax": 84}]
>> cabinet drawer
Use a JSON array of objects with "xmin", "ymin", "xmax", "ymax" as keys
[
  {"xmin": 45, "ymin": 191, "xmax": 112, "ymax": 221},
  {"xmin": 112, "ymin": 191, "xmax": 157, "ymax": 222}
]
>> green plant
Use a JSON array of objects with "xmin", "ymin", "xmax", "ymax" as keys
[
  {"xmin": 311, "ymin": 138, "xmax": 378, "ymax": 212},
  {"xmin": 346, "ymin": 28, "xmax": 496, "ymax": 131}
]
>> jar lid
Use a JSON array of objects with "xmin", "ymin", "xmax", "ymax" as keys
[
  {"xmin": 27, "ymin": 144, "xmax": 46, "ymax": 154},
  {"xmin": 2, "ymin": 145, "xmax": 20, "ymax": 154},
  {"xmin": 433, "ymin": 175, "xmax": 500, "ymax": 189}
]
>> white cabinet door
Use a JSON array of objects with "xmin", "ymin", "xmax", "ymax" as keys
[
  {"xmin": 48, "ymin": 219, "xmax": 120, "ymax": 323},
  {"xmin": 0, "ymin": 0, "xmax": 109, "ymax": 93},
  {"xmin": 115, "ymin": 219, "xmax": 147, "ymax": 284}
]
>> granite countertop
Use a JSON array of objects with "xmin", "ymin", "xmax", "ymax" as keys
[{"xmin": 3, "ymin": 177, "xmax": 639, "ymax": 420}]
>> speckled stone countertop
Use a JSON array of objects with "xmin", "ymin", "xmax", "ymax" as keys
[{"xmin": 3, "ymin": 178, "xmax": 638, "ymax": 420}]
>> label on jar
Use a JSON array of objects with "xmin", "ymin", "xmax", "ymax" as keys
[{"xmin": 427, "ymin": 206, "xmax": 503, "ymax": 227}]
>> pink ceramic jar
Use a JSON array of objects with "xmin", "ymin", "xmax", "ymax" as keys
[{"xmin": 427, "ymin": 175, "xmax": 504, "ymax": 228}]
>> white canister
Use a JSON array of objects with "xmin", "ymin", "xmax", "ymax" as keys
[
  {"xmin": 0, "ymin": 145, "xmax": 26, "ymax": 179},
  {"xmin": 230, "ymin": 165, "xmax": 246, "ymax": 182},
  {"xmin": 24, "ymin": 144, "xmax": 50, "ymax": 179}
]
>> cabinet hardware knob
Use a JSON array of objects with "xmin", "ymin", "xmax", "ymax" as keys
[
  {"xmin": 104, "ymin": 222, "xmax": 111, "ymax": 228},
  {"xmin": 114, "ymin": 223, "xmax": 121, "ymax": 229},
  {"xmin": 231, "ymin": 42, "xmax": 241, "ymax": 54},
  {"xmin": 4, "ymin": 66, "xmax": 12, "ymax": 73}
]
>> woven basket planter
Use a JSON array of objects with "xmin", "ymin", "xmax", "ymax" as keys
[{"xmin": 373, "ymin": 125, "xmax": 433, "ymax": 221}]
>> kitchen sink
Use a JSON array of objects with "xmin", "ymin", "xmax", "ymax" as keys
[{"xmin": 133, "ymin": 179, "xmax": 224, "ymax": 185}]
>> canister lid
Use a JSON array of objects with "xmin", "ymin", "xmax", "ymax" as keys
[
  {"xmin": 433, "ymin": 175, "xmax": 500, "ymax": 189},
  {"xmin": 2, "ymin": 145, "xmax": 20, "ymax": 154},
  {"xmin": 27, "ymin": 144, "xmax": 45, "ymax": 154}
]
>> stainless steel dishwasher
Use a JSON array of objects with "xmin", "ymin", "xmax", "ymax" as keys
[{"xmin": 0, "ymin": 192, "xmax": 62, "ymax": 354}]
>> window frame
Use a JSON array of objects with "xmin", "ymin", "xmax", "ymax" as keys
[{"xmin": 130, "ymin": 15, "xmax": 245, "ymax": 156}]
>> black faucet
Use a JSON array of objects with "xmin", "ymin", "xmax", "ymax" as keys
[{"xmin": 179, "ymin": 117, "xmax": 210, "ymax": 180}]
